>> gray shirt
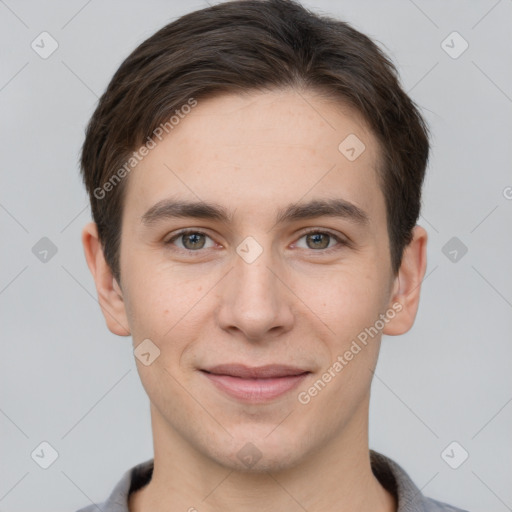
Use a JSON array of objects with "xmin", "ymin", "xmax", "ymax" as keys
[{"xmin": 75, "ymin": 450, "xmax": 469, "ymax": 512}]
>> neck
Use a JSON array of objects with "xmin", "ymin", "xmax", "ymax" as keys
[{"xmin": 129, "ymin": 402, "xmax": 396, "ymax": 512}]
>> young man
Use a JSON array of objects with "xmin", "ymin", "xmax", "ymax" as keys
[{"xmin": 78, "ymin": 1, "xmax": 468, "ymax": 510}]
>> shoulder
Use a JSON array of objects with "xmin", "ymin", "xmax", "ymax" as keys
[
  {"xmin": 422, "ymin": 496, "xmax": 470, "ymax": 511},
  {"xmin": 370, "ymin": 450, "xmax": 470, "ymax": 512},
  {"xmin": 72, "ymin": 458, "xmax": 154, "ymax": 512},
  {"xmin": 74, "ymin": 505, "xmax": 103, "ymax": 512}
]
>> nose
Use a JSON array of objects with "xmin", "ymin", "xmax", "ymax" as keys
[{"xmin": 215, "ymin": 242, "xmax": 295, "ymax": 343}]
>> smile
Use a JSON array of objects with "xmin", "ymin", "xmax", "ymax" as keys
[{"xmin": 200, "ymin": 364, "xmax": 311, "ymax": 402}]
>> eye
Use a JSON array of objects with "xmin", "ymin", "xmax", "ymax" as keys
[
  {"xmin": 164, "ymin": 228, "xmax": 348, "ymax": 253},
  {"xmin": 165, "ymin": 230, "xmax": 216, "ymax": 251},
  {"xmin": 294, "ymin": 229, "xmax": 346, "ymax": 252}
]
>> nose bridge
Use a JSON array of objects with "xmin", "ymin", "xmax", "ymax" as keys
[{"xmin": 216, "ymin": 235, "xmax": 293, "ymax": 339}]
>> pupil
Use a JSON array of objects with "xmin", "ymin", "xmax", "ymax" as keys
[
  {"xmin": 308, "ymin": 233, "xmax": 328, "ymax": 249},
  {"xmin": 185, "ymin": 233, "xmax": 204, "ymax": 249}
]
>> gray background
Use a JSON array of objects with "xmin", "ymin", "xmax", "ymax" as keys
[{"xmin": 1, "ymin": 1, "xmax": 511, "ymax": 511}]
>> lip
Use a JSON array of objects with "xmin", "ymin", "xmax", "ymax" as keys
[{"xmin": 200, "ymin": 364, "xmax": 310, "ymax": 402}]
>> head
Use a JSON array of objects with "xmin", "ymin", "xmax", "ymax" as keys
[{"xmin": 81, "ymin": 0, "xmax": 428, "ymax": 472}]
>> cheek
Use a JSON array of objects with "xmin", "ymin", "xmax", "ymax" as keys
[
  {"xmin": 312, "ymin": 268, "xmax": 388, "ymax": 343},
  {"xmin": 123, "ymin": 263, "xmax": 202, "ymax": 350},
  {"xmin": 296, "ymin": 273, "xmax": 386, "ymax": 424}
]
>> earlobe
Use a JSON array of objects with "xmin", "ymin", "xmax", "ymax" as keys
[
  {"xmin": 383, "ymin": 225, "xmax": 428, "ymax": 336},
  {"xmin": 81, "ymin": 222, "xmax": 131, "ymax": 337}
]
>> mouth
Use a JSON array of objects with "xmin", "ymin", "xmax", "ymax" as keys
[{"xmin": 200, "ymin": 364, "xmax": 311, "ymax": 402}]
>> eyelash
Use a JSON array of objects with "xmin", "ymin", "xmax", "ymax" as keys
[{"xmin": 164, "ymin": 228, "xmax": 348, "ymax": 254}]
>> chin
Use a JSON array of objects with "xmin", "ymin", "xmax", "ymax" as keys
[{"xmin": 204, "ymin": 427, "xmax": 310, "ymax": 474}]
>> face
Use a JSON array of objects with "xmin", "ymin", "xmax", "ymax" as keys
[{"xmin": 87, "ymin": 88, "xmax": 424, "ymax": 472}]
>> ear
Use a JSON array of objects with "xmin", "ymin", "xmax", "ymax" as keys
[
  {"xmin": 383, "ymin": 225, "xmax": 428, "ymax": 336},
  {"xmin": 81, "ymin": 222, "xmax": 131, "ymax": 336}
]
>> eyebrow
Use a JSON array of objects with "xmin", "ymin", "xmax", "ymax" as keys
[{"xmin": 140, "ymin": 197, "xmax": 369, "ymax": 228}]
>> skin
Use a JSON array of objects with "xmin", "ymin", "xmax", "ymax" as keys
[{"xmin": 82, "ymin": 88, "xmax": 427, "ymax": 512}]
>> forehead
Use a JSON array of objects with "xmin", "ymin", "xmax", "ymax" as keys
[{"xmin": 122, "ymin": 88, "xmax": 385, "ymax": 229}]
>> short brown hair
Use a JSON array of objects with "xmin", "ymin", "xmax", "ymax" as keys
[{"xmin": 80, "ymin": 0, "xmax": 430, "ymax": 285}]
